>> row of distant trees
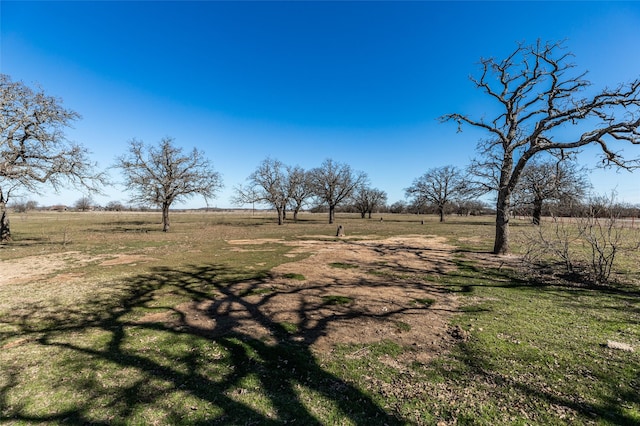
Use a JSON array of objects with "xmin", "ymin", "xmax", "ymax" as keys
[
  {"xmin": 12, "ymin": 171, "xmax": 639, "ymax": 221},
  {"xmin": 3, "ymin": 40, "xmax": 640, "ymax": 255}
]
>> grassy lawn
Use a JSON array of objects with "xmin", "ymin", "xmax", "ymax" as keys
[{"xmin": 1, "ymin": 211, "xmax": 638, "ymax": 424}]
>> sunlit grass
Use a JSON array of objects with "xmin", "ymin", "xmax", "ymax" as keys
[{"xmin": 1, "ymin": 211, "xmax": 638, "ymax": 424}]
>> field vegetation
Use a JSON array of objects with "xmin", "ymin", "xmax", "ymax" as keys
[{"xmin": 1, "ymin": 211, "xmax": 638, "ymax": 425}]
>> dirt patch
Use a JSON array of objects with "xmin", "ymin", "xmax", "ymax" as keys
[
  {"xmin": 0, "ymin": 252, "xmax": 155, "ymax": 286},
  {"xmin": 137, "ymin": 235, "xmax": 462, "ymax": 364},
  {"xmin": 0, "ymin": 252, "xmax": 88, "ymax": 286}
]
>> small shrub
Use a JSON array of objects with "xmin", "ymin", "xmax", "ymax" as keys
[{"xmin": 522, "ymin": 195, "xmax": 640, "ymax": 285}]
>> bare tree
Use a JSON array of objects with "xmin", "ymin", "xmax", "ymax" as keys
[
  {"xmin": 389, "ymin": 200, "xmax": 407, "ymax": 214},
  {"xmin": 9, "ymin": 199, "xmax": 38, "ymax": 213},
  {"xmin": 352, "ymin": 187, "xmax": 388, "ymax": 219},
  {"xmin": 74, "ymin": 195, "xmax": 94, "ymax": 212},
  {"xmin": 0, "ymin": 74, "xmax": 105, "ymax": 241},
  {"xmin": 405, "ymin": 165, "xmax": 469, "ymax": 222},
  {"xmin": 309, "ymin": 159, "xmax": 368, "ymax": 224},
  {"xmin": 442, "ymin": 41, "xmax": 640, "ymax": 254},
  {"xmin": 514, "ymin": 157, "xmax": 590, "ymax": 224},
  {"xmin": 286, "ymin": 165, "xmax": 313, "ymax": 222},
  {"xmin": 105, "ymin": 200, "xmax": 125, "ymax": 211},
  {"xmin": 116, "ymin": 137, "xmax": 222, "ymax": 232},
  {"xmin": 233, "ymin": 158, "xmax": 288, "ymax": 225}
]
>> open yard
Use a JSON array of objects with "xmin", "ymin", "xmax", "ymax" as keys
[{"xmin": 1, "ymin": 211, "xmax": 639, "ymax": 425}]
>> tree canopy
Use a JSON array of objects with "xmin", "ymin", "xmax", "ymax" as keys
[
  {"xmin": 309, "ymin": 159, "xmax": 368, "ymax": 224},
  {"xmin": 233, "ymin": 158, "xmax": 289, "ymax": 225},
  {"xmin": 406, "ymin": 165, "xmax": 469, "ymax": 222},
  {"xmin": 0, "ymin": 74, "xmax": 105, "ymax": 241},
  {"xmin": 513, "ymin": 158, "xmax": 590, "ymax": 224},
  {"xmin": 116, "ymin": 137, "xmax": 222, "ymax": 232}
]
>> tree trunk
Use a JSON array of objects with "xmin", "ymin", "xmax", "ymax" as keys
[
  {"xmin": 532, "ymin": 197, "xmax": 543, "ymax": 225},
  {"xmin": 0, "ymin": 201, "xmax": 11, "ymax": 242},
  {"xmin": 276, "ymin": 206, "xmax": 284, "ymax": 225},
  {"xmin": 494, "ymin": 188, "xmax": 511, "ymax": 254},
  {"xmin": 293, "ymin": 207, "xmax": 300, "ymax": 222},
  {"xmin": 360, "ymin": 211, "xmax": 366, "ymax": 219},
  {"xmin": 329, "ymin": 205, "xmax": 335, "ymax": 224},
  {"xmin": 162, "ymin": 203, "xmax": 170, "ymax": 232},
  {"xmin": 438, "ymin": 206, "xmax": 445, "ymax": 222},
  {"xmin": 368, "ymin": 210, "xmax": 372, "ymax": 219}
]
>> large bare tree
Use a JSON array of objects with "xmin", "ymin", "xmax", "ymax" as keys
[
  {"xmin": 309, "ymin": 159, "xmax": 368, "ymax": 224},
  {"xmin": 442, "ymin": 41, "xmax": 640, "ymax": 254},
  {"xmin": 405, "ymin": 165, "xmax": 469, "ymax": 222},
  {"xmin": 116, "ymin": 137, "xmax": 222, "ymax": 232},
  {"xmin": 0, "ymin": 74, "xmax": 105, "ymax": 241}
]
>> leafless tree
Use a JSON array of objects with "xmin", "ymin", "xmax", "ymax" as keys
[
  {"xmin": 352, "ymin": 187, "xmax": 388, "ymax": 219},
  {"xmin": 115, "ymin": 137, "xmax": 222, "ymax": 232},
  {"xmin": 442, "ymin": 41, "xmax": 640, "ymax": 254},
  {"xmin": 286, "ymin": 165, "xmax": 313, "ymax": 222},
  {"xmin": 74, "ymin": 195, "xmax": 94, "ymax": 212},
  {"xmin": 389, "ymin": 200, "xmax": 407, "ymax": 214},
  {"xmin": 0, "ymin": 74, "xmax": 106, "ymax": 241},
  {"xmin": 105, "ymin": 200, "xmax": 125, "ymax": 211},
  {"xmin": 514, "ymin": 157, "xmax": 591, "ymax": 224},
  {"xmin": 405, "ymin": 165, "xmax": 470, "ymax": 222},
  {"xmin": 9, "ymin": 199, "xmax": 38, "ymax": 213},
  {"xmin": 233, "ymin": 158, "xmax": 288, "ymax": 225},
  {"xmin": 309, "ymin": 159, "xmax": 368, "ymax": 224}
]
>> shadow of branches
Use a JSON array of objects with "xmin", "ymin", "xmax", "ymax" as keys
[{"xmin": 0, "ymin": 262, "xmax": 413, "ymax": 424}]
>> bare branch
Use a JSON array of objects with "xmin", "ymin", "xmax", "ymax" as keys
[
  {"xmin": 1, "ymin": 74, "xmax": 107, "ymax": 240},
  {"xmin": 440, "ymin": 40, "xmax": 640, "ymax": 254},
  {"xmin": 115, "ymin": 137, "xmax": 222, "ymax": 231}
]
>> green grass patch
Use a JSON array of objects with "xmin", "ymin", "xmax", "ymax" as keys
[
  {"xmin": 2, "ymin": 211, "xmax": 639, "ymax": 425},
  {"xmin": 278, "ymin": 321, "xmax": 299, "ymax": 334},
  {"xmin": 412, "ymin": 297, "xmax": 436, "ymax": 307},
  {"xmin": 321, "ymin": 295, "xmax": 353, "ymax": 305},
  {"xmin": 329, "ymin": 262, "xmax": 359, "ymax": 269},
  {"xmin": 394, "ymin": 321, "xmax": 411, "ymax": 332},
  {"xmin": 283, "ymin": 273, "xmax": 306, "ymax": 280}
]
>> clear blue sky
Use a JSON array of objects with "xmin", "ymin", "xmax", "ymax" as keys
[{"xmin": 2, "ymin": 1, "xmax": 639, "ymax": 208}]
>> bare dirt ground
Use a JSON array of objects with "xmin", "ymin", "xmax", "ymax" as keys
[
  {"xmin": 0, "ymin": 252, "xmax": 154, "ymax": 286},
  {"xmin": 2, "ymin": 235, "xmax": 468, "ymax": 362},
  {"xmin": 140, "ymin": 235, "xmax": 464, "ymax": 363}
]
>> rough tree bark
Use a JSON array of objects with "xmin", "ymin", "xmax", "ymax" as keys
[{"xmin": 0, "ymin": 200, "xmax": 11, "ymax": 242}]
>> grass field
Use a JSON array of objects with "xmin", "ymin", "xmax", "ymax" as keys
[{"xmin": 1, "ymin": 211, "xmax": 638, "ymax": 425}]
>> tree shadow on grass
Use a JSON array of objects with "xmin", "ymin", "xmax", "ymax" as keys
[
  {"xmin": 0, "ymin": 263, "xmax": 409, "ymax": 424},
  {"xmin": 449, "ymin": 339, "xmax": 640, "ymax": 425}
]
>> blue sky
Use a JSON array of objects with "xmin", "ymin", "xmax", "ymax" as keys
[{"xmin": 2, "ymin": 1, "xmax": 640, "ymax": 208}]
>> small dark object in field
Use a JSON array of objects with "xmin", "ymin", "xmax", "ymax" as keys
[{"xmin": 336, "ymin": 225, "xmax": 345, "ymax": 237}]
